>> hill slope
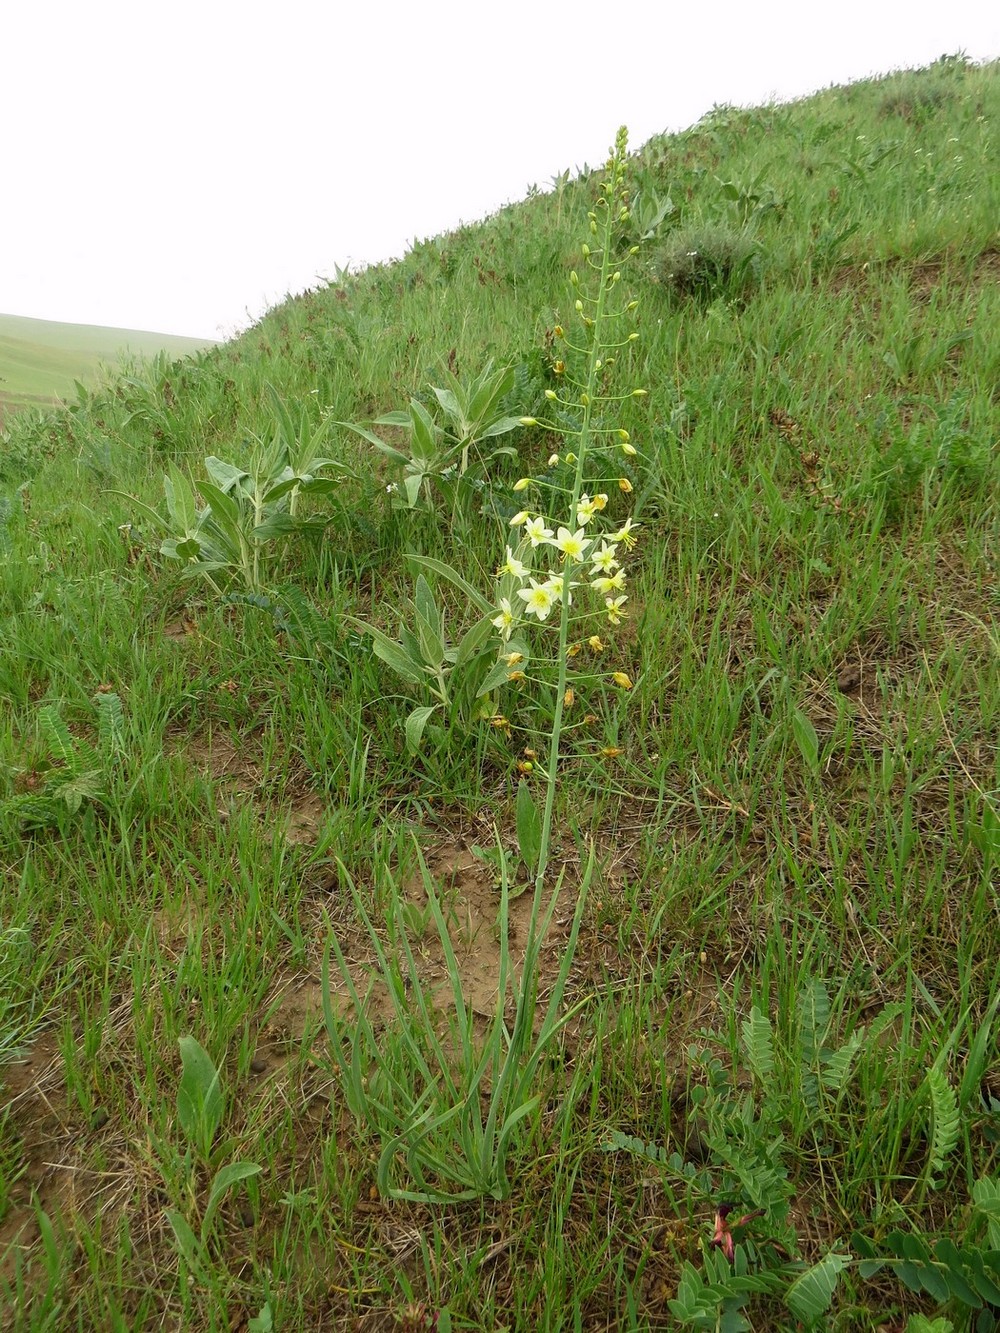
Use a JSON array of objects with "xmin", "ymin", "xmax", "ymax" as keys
[
  {"xmin": 0, "ymin": 311, "xmax": 215, "ymax": 427},
  {"xmin": 0, "ymin": 55, "xmax": 997, "ymax": 1331}
]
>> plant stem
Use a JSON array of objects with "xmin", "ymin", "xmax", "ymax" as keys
[{"xmin": 533, "ymin": 180, "xmax": 620, "ymax": 904}]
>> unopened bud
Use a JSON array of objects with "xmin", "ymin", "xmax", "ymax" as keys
[
  {"xmin": 554, "ymin": 325, "xmax": 564, "ymax": 338},
  {"xmin": 565, "ymin": 452, "xmax": 577, "ymax": 464},
  {"xmin": 570, "ymin": 271, "xmax": 579, "ymax": 286},
  {"xmin": 575, "ymin": 299, "xmax": 583, "ymax": 312},
  {"xmin": 619, "ymin": 477, "xmax": 633, "ymax": 493},
  {"xmin": 629, "ymin": 245, "xmax": 640, "ymax": 256},
  {"xmin": 580, "ymin": 393, "xmax": 589, "ymax": 406},
  {"xmin": 621, "ymin": 442, "xmax": 637, "ymax": 457},
  {"xmin": 545, "ymin": 389, "xmax": 557, "ymax": 400},
  {"xmin": 628, "ymin": 332, "xmax": 639, "ymax": 342},
  {"xmin": 626, "ymin": 301, "xmax": 640, "ymax": 311},
  {"xmin": 581, "ymin": 244, "xmax": 590, "ymax": 257},
  {"xmin": 618, "ymin": 430, "xmax": 630, "ymax": 442},
  {"xmin": 513, "ymin": 478, "xmax": 531, "ymax": 492},
  {"xmin": 520, "ymin": 417, "xmax": 538, "ymax": 427},
  {"xmin": 631, "ymin": 387, "xmax": 648, "ymax": 396},
  {"xmin": 595, "ymin": 359, "xmax": 602, "ymax": 370},
  {"xmin": 612, "ymin": 271, "xmax": 621, "ymax": 282},
  {"xmin": 510, "ymin": 511, "xmax": 529, "ymax": 525},
  {"xmin": 612, "ymin": 672, "xmax": 633, "ymax": 689},
  {"xmin": 590, "ymin": 220, "xmax": 598, "ymax": 234},
  {"xmin": 548, "ymin": 453, "xmax": 560, "ymax": 467}
]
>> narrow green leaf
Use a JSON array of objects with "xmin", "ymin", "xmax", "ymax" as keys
[
  {"xmin": 515, "ymin": 780, "xmax": 541, "ymax": 874},
  {"xmin": 405, "ymin": 705, "xmax": 438, "ymax": 755},
  {"xmin": 792, "ymin": 707, "xmax": 820, "ymax": 774},
  {"xmin": 176, "ymin": 1036, "xmax": 224, "ymax": 1159}
]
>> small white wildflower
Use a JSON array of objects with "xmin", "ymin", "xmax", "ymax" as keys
[
  {"xmin": 517, "ymin": 578, "xmax": 557, "ymax": 621},
  {"xmin": 552, "ymin": 526, "xmax": 591, "ymax": 560},
  {"xmin": 590, "ymin": 542, "xmax": 619, "ymax": 574},
  {"xmin": 591, "ymin": 569, "xmax": 627, "ymax": 595},
  {"xmin": 576, "ymin": 494, "xmax": 598, "ymax": 525},
  {"xmin": 385, "ymin": 483, "xmax": 399, "ymax": 494},
  {"xmin": 492, "ymin": 598, "xmax": 516, "ymax": 640},
  {"xmin": 499, "ymin": 546, "xmax": 529, "ymax": 579},
  {"xmin": 524, "ymin": 515, "xmax": 554, "ymax": 547},
  {"xmin": 611, "ymin": 516, "xmax": 638, "ymax": 548}
]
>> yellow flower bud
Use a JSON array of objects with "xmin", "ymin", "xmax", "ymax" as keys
[
  {"xmin": 626, "ymin": 300, "xmax": 640, "ymax": 311},
  {"xmin": 564, "ymin": 688, "xmax": 575, "ymax": 708},
  {"xmin": 622, "ymin": 442, "xmax": 637, "ymax": 457},
  {"xmin": 590, "ymin": 220, "xmax": 598, "ymax": 234},
  {"xmin": 553, "ymin": 360, "xmax": 565, "ymax": 375},
  {"xmin": 618, "ymin": 430, "xmax": 630, "ymax": 442},
  {"xmin": 612, "ymin": 672, "xmax": 633, "ymax": 689},
  {"xmin": 595, "ymin": 359, "xmax": 602, "ymax": 370},
  {"xmin": 554, "ymin": 325, "xmax": 564, "ymax": 338},
  {"xmin": 570, "ymin": 271, "xmax": 579, "ymax": 286},
  {"xmin": 520, "ymin": 417, "xmax": 538, "ymax": 426},
  {"xmin": 545, "ymin": 389, "xmax": 557, "ymax": 400},
  {"xmin": 564, "ymin": 451, "xmax": 577, "ymax": 463},
  {"xmin": 509, "ymin": 511, "xmax": 529, "ymax": 525},
  {"xmin": 612, "ymin": 271, "xmax": 621, "ymax": 282},
  {"xmin": 581, "ymin": 244, "xmax": 590, "ymax": 257},
  {"xmin": 575, "ymin": 299, "xmax": 583, "ymax": 312},
  {"xmin": 580, "ymin": 393, "xmax": 589, "ymax": 407},
  {"xmin": 629, "ymin": 246, "xmax": 640, "ymax": 256},
  {"xmin": 618, "ymin": 477, "xmax": 633, "ymax": 493},
  {"xmin": 628, "ymin": 332, "xmax": 639, "ymax": 342},
  {"xmin": 513, "ymin": 478, "xmax": 531, "ymax": 492},
  {"xmin": 631, "ymin": 387, "xmax": 647, "ymax": 396},
  {"xmin": 600, "ymin": 746, "xmax": 624, "ymax": 758}
]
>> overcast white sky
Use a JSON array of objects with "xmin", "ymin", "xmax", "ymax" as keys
[{"xmin": 3, "ymin": 0, "xmax": 996, "ymax": 340}]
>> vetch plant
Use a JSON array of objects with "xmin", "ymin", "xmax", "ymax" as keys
[
  {"xmin": 324, "ymin": 128, "xmax": 645, "ymax": 1203},
  {"xmin": 3, "ymin": 693, "xmax": 124, "ymax": 832}
]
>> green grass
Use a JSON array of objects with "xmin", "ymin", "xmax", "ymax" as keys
[
  {"xmin": 0, "ymin": 54, "xmax": 997, "ymax": 1331},
  {"xmin": 0, "ymin": 312, "xmax": 215, "ymax": 426}
]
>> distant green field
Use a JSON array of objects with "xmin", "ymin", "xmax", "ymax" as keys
[{"xmin": 0, "ymin": 312, "xmax": 216, "ymax": 426}]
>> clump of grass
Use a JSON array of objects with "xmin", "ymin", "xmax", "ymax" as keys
[
  {"xmin": 878, "ymin": 86, "xmax": 952, "ymax": 123},
  {"xmin": 652, "ymin": 222, "xmax": 762, "ymax": 303}
]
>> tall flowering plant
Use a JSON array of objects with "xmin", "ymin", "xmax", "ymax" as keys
[
  {"xmin": 324, "ymin": 128, "xmax": 647, "ymax": 1203},
  {"xmin": 487, "ymin": 125, "xmax": 646, "ymax": 896}
]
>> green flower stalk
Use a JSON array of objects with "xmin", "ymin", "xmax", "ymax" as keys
[{"xmin": 494, "ymin": 126, "xmax": 645, "ymax": 900}]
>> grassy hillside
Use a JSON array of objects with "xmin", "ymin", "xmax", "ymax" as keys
[
  {"xmin": 0, "ymin": 312, "xmax": 215, "ymax": 428},
  {"xmin": 0, "ymin": 55, "xmax": 997, "ymax": 1331}
]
